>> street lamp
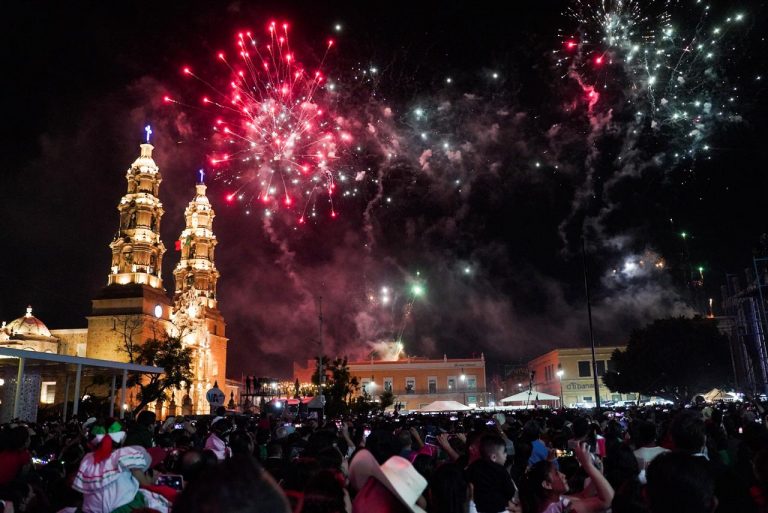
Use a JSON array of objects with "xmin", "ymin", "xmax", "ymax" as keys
[{"xmin": 556, "ymin": 365, "xmax": 564, "ymax": 408}]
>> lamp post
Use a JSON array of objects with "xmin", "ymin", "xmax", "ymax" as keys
[
  {"xmin": 556, "ymin": 365, "xmax": 564, "ymax": 408},
  {"xmin": 460, "ymin": 371, "xmax": 466, "ymax": 405}
]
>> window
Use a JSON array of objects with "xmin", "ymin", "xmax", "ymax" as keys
[
  {"xmin": 578, "ymin": 361, "xmax": 591, "ymax": 377},
  {"xmin": 596, "ymin": 361, "xmax": 606, "ymax": 377},
  {"xmin": 447, "ymin": 377, "xmax": 456, "ymax": 391},
  {"xmin": 607, "ymin": 359, "xmax": 617, "ymax": 372},
  {"xmin": 612, "ymin": 394, "xmax": 621, "ymax": 401},
  {"xmin": 583, "ymin": 396, "xmax": 593, "ymax": 402},
  {"xmin": 40, "ymin": 381, "xmax": 56, "ymax": 404},
  {"xmin": 405, "ymin": 378, "xmax": 415, "ymax": 394},
  {"xmin": 383, "ymin": 378, "xmax": 393, "ymax": 392},
  {"xmin": 467, "ymin": 376, "xmax": 477, "ymax": 390},
  {"xmin": 467, "ymin": 395, "xmax": 477, "ymax": 407},
  {"xmin": 428, "ymin": 377, "xmax": 437, "ymax": 394}
]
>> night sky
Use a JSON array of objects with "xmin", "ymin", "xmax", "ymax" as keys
[{"xmin": 3, "ymin": 0, "xmax": 767, "ymax": 379}]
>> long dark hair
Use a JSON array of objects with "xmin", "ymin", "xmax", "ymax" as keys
[
  {"xmin": 300, "ymin": 470, "xmax": 346, "ymax": 513},
  {"xmin": 430, "ymin": 463, "xmax": 469, "ymax": 513},
  {"xmin": 519, "ymin": 460, "xmax": 555, "ymax": 513}
]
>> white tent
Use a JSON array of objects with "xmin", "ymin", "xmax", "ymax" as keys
[
  {"xmin": 500, "ymin": 390, "xmax": 560, "ymax": 403},
  {"xmin": 418, "ymin": 400, "xmax": 472, "ymax": 412}
]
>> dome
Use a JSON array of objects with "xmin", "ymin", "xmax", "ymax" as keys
[
  {"xmin": 130, "ymin": 143, "xmax": 159, "ymax": 175},
  {"xmin": 5, "ymin": 306, "xmax": 52, "ymax": 339}
]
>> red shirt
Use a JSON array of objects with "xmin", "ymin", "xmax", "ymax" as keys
[{"xmin": 0, "ymin": 449, "xmax": 31, "ymax": 484}]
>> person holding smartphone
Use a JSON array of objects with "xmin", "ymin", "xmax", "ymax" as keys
[{"xmin": 520, "ymin": 441, "xmax": 613, "ymax": 513}]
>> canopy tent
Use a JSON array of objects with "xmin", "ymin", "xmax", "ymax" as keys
[
  {"xmin": 418, "ymin": 400, "xmax": 471, "ymax": 412},
  {"xmin": 500, "ymin": 390, "xmax": 560, "ymax": 403},
  {"xmin": 0, "ymin": 346, "xmax": 164, "ymax": 422},
  {"xmin": 701, "ymin": 388, "xmax": 739, "ymax": 402}
]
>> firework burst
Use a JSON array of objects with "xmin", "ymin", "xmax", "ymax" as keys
[
  {"xmin": 557, "ymin": 0, "xmax": 746, "ymax": 161},
  {"xmin": 167, "ymin": 21, "xmax": 352, "ymax": 223}
]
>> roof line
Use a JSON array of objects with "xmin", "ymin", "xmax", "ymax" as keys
[{"xmin": 0, "ymin": 347, "xmax": 164, "ymax": 374}]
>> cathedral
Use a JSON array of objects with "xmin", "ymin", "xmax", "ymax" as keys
[{"xmin": 0, "ymin": 136, "xmax": 230, "ymax": 417}]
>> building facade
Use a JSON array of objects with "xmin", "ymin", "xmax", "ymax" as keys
[
  {"xmin": 294, "ymin": 355, "xmax": 488, "ymax": 411},
  {"xmin": 527, "ymin": 347, "xmax": 638, "ymax": 407},
  {"xmin": 1, "ymin": 137, "xmax": 231, "ymax": 417}
]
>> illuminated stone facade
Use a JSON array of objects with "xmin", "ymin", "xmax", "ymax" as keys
[
  {"xmin": 171, "ymin": 179, "xmax": 228, "ymax": 414},
  {"xmin": 1, "ymin": 139, "xmax": 230, "ymax": 417},
  {"xmin": 81, "ymin": 142, "xmax": 227, "ymax": 414}
]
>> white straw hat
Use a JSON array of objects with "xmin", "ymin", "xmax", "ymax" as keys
[{"xmin": 349, "ymin": 449, "xmax": 427, "ymax": 513}]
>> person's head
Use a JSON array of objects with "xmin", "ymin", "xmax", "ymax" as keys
[
  {"xmin": 300, "ymin": 470, "xmax": 348, "ymax": 513},
  {"xmin": 2, "ymin": 425, "xmax": 31, "ymax": 450},
  {"xmin": 520, "ymin": 460, "xmax": 568, "ymax": 513},
  {"xmin": 179, "ymin": 448, "xmax": 205, "ymax": 484},
  {"xmin": 646, "ymin": 452, "xmax": 717, "ymax": 513},
  {"xmin": 633, "ymin": 420, "xmax": 658, "ymax": 447},
  {"xmin": 267, "ymin": 440, "xmax": 283, "ymax": 459},
  {"xmin": 430, "ymin": 463, "xmax": 469, "ymax": 513},
  {"xmin": 317, "ymin": 446, "xmax": 344, "ymax": 473},
  {"xmin": 210, "ymin": 416, "xmax": 232, "ymax": 435},
  {"xmin": 136, "ymin": 410, "xmax": 156, "ymax": 429},
  {"xmin": 174, "ymin": 455, "xmax": 290, "ymax": 513},
  {"xmin": 522, "ymin": 420, "xmax": 542, "ymax": 442},
  {"xmin": 603, "ymin": 445, "xmax": 640, "ymax": 489},
  {"xmin": 88, "ymin": 419, "xmax": 126, "ymax": 462},
  {"xmin": 479, "ymin": 434, "xmax": 506, "ymax": 465},
  {"xmin": 365, "ymin": 430, "xmax": 401, "ymax": 465},
  {"xmin": 572, "ymin": 417, "xmax": 590, "ymax": 440},
  {"xmin": 412, "ymin": 453, "xmax": 435, "ymax": 482},
  {"xmin": 670, "ymin": 410, "xmax": 706, "ymax": 454},
  {"xmin": 229, "ymin": 430, "xmax": 255, "ymax": 458},
  {"xmin": 283, "ymin": 457, "xmax": 322, "ymax": 492},
  {"xmin": 397, "ymin": 430, "xmax": 413, "ymax": 450}
]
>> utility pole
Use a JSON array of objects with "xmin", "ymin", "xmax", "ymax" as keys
[
  {"xmin": 582, "ymin": 237, "xmax": 601, "ymax": 412},
  {"xmin": 317, "ymin": 294, "xmax": 325, "ymax": 417}
]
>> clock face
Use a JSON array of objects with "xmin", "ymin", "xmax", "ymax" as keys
[{"xmin": 154, "ymin": 304, "xmax": 163, "ymax": 319}]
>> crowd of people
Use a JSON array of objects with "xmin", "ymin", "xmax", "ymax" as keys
[{"xmin": 1, "ymin": 401, "xmax": 767, "ymax": 513}]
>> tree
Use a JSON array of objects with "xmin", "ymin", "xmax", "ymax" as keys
[
  {"xmin": 312, "ymin": 356, "xmax": 360, "ymax": 417},
  {"xmin": 113, "ymin": 315, "xmax": 144, "ymax": 363},
  {"xmin": 603, "ymin": 316, "xmax": 732, "ymax": 405},
  {"xmin": 379, "ymin": 389, "xmax": 395, "ymax": 411},
  {"xmin": 127, "ymin": 334, "xmax": 194, "ymax": 414}
]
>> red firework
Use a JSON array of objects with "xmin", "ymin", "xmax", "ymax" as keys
[{"xmin": 168, "ymin": 21, "xmax": 348, "ymax": 221}]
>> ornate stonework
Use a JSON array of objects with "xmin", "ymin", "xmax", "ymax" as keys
[{"xmin": 171, "ymin": 178, "xmax": 228, "ymax": 414}]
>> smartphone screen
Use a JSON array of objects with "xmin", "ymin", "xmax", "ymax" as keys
[{"xmin": 156, "ymin": 474, "xmax": 184, "ymax": 491}]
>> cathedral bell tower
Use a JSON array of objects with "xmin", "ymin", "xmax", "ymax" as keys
[
  {"xmin": 173, "ymin": 170, "xmax": 219, "ymax": 308},
  {"xmin": 108, "ymin": 140, "xmax": 166, "ymax": 289},
  {"xmin": 86, "ymin": 129, "xmax": 173, "ymax": 362},
  {"xmin": 171, "ymin": 171, "xmax": 228, "ymax": 414}
]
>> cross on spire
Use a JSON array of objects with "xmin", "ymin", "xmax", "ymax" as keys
[
  {"xmin": 145, "ymin": 125, "xmax": 153, "ymax": 143},
  {"xmin": 198, "ymin": 169, "xmax": 205, "ymax": 183}
]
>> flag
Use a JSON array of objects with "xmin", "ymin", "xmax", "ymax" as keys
[{"xmin": 175, "ymin": 240, "xmax": 181, "ymax": 251}]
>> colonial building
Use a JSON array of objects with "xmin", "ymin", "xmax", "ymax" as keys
[
  {"xmin": 1, "ymin": 136, "xmax": 231, "ymax": 417},
  {"xmin": 0, "ymin": 307, "xmax": 60, "ymax": 354},
  {"xmin": 294, "ymin": 355, "xmax": 488, "ymax": 411},
  {"xmin": 527, "ymin": 346, "xmax": 638, "ymax": 407}
]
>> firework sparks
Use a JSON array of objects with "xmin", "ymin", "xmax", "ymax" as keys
[
  {"xmin": 169, "ymin": 21, "xmax": 351, "ymax": 222},
  {"xmin": 557, "ymin": 0, "xmax": 746, "ymax": 160}
]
